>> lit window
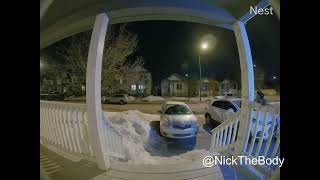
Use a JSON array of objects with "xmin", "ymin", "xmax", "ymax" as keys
[
  {"xmin": 131, "ymin": 85, "xmax": 136, "ymax": 90},
  {"xmin": 138, "ymin": 85, "xmax": 145, "ymax": 90}
]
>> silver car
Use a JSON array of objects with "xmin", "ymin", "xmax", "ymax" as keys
[
  {"xmin": 105, "ymin": 94, "xmax": 129, "ymax": 105},
  {"xmin": 159, "ymin": 101, "xmax": 198, "ymax": 139}
]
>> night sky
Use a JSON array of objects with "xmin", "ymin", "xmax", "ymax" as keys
[
  {"xmin": 125, "ymin": 13, "xmax": 279, "ymax": 85},
  {"xmin": 42, "ymin": 13, "xmax": 279, "ymax": 87}
]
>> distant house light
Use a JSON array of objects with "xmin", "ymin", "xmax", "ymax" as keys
[
  {"xmin": 138, "ymin": 84, "xmax": 144, "ymax": 90},
  {"xmin": 131, "ymin": 84, "xmax": 136, "ymax": 91},
  {"xmin": 82, "ymin": 85, "xmax": 85, "ymax": 91}
]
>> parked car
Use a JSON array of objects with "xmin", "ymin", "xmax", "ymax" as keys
[
  {"xmin": 205, "ymin": 98, "xmax": 280, "ymax": 140},
  {"xmin": 105, "ymin": 94, "xmax": 129, "ymax": 105},
  {"xmin": 40, "ymin": 91, "xmax": 65, "ymax": 101},
  {"xmin": 159, "ymin": 101, "xmax": 198, "ymax": 139}
]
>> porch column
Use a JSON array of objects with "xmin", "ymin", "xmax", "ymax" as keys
[
  {"xmin": 269, "ymin": 0, "xmax": 280, "ymax": 18},
  {"xmin": 86, "ymin": 13, "xmax": 110, "ymax": 170},
  {"xmin": 233, "ymin": 21, "xmax": 255, "ymax": 155}
]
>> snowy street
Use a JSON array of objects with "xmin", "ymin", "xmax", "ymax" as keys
[{"xmin": 102, "ymin": 101, "xmax": 208, "ymax": 114}]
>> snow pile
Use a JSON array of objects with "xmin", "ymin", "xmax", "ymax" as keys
[
  {"xmin": 103, "ymin": 110, "xmax": 218, "ymax": 165},
  {"xmin": 104, "ymin": 110, "xmax": 159, "ymax": 164},
  {"xmin": 142, "ymin": 95, "xmax": 165, "ymax": 102},
  {"xmin": 128, "ymin": 96, "xmax": 136, "ymax": 102}
]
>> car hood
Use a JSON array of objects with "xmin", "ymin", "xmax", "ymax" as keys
[{"xmin": 161, "ymin": 114, "xmax": 197, "ymax": 122}]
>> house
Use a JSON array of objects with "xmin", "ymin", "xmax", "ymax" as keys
[
  {"xmin": 127, "ymin": 66, "xmax": 152, "ymax": 96},
  {"xmin": 40, "ymin": 73, "xmax": 85, "ymax": 96},
  {"xmin": 187, "ymin": 78, "xmax": 219, "ymax": 97},
  {"xmin": 105, "ymin": 65, "xmax": 152, "ymax": 96},
  {"xmin": 161, "ymin": 73, "xmax": 187, "ymax": 96},
  {"xmin": 161, "ymin": 74, "xmax": 220, "ymax": 97},
  {"xmin": 199, "ymin": 78, "xmax": 220, "ymax": 97},
  {"xmin": 219, "ymin": 79, "xmax": 238, "ymax": 96}
]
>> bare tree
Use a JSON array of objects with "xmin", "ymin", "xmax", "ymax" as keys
[{"xmin": 57, "ymin": 24, "xmax": 144, "ymax": 93}]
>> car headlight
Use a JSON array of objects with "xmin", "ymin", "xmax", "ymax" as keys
[{"xmin": 160, "ymin": 120, "xmax": 169, "ymax": 127}]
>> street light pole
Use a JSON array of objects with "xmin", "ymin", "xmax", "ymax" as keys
[{"xmin": 198, "ymin": 54, "xmax": 202, "ymax": 101}]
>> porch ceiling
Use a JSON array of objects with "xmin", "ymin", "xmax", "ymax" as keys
[{"xmin": 40, "ymin": 0, "xmax": 260, "ymax": 49}]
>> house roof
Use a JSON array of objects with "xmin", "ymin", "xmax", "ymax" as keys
[
  {"xmin": 132, "ymin": 65, "xmax": 149, "ymax": 72},
  {"xmin": 165, "ymin": 73, "xmax": 184, "ymax": 81},
  {"xmin": 40, "ymin": 0, "xmax": 261, "ymax": 49}
]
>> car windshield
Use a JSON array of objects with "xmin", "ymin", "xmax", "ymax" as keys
[{"xmin": 164, "ymin": 104, "xmax": 192, "ymax": 115}]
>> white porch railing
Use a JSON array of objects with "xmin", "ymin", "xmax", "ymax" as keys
[
  {"xmin": 242, "ymin": 102, "xmax": 280, "ymax": 176},
  {"xmin": 210, "ymin": 102, "xmax": 280, "ymax": 177},
  {"xmin": 210, "ymin": 111, "xmax": 240, "ymax": 153},
  {"xmin": 40, "ymin": 101, "xmax": 125, "ymax": 162}
]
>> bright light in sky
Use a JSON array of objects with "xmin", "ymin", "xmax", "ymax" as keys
[{"xmin": 201, "ymin": 42, "xmax": 208, "ymax": 50}]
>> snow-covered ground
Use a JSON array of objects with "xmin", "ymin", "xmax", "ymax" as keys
[
  {"xmin": 142, "ymin": 95, "xmax": 165, "ymax": 102},
  {"xmin": 103, "ymin": 110, "xmax": 216, "ymax": 165},
  {"xmin": 128, "ymin": 96, "xmax": 136, "ymax": 102}
]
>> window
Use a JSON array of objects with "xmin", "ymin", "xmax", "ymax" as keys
[
  {"xmin": 71, "ymin": 76, "xmax": 78, "ymax": 84},
  {"xmin": 232, "ymin": 100, "xmax": 241, "ymax": 108},
  {"xmin": 232, "ymin": 84, "xmax": 237, "ymax": 89},
  {"xmin": 212, "ymin": 101, "xmax": 224, "ymax": 109},
  {"xmin": 224, "ymin": 101, "xmax": 238, "ymax": 112},
  {"xmin": 176, "ymin": 83, "xmax": 182, "ymax": 90},
  {"xmin": 138, "ymin": 84, "xmax": 144, "ymax": 90},
  {"xmin": 164, "ymin": 104, "xmax": 192, "ymax": 115},
  {"xmin": 202, "ymin": 84, "xmax": 208, "ymax": 91},
  {"xmin": 140, "ymin": 73, "xmax": 147, "ymax": 80},
  {"xmin": 131, "ymin": 84, "xmax": 136, "ymax": 91}
]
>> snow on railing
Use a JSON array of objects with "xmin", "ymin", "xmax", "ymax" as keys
[
  {"xmin": 210, "ymin": 111, "xmax": 240, "ymax": 152},
  {"xmin": 40, "ymin": 101, "xmax": 125, "ymax": 162}
]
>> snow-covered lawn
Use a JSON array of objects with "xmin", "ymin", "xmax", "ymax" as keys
[
  {"xmin": 103, "ymin": 110, "xmax": 216, "ymax": 165},
  {"xmin": 142, "ymin": 95, "xmax": 165, "ymax": 102}
]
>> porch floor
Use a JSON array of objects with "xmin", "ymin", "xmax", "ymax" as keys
[{"xmin": 41, "ymin": 144, "xmax": 250, "ymax": 180}]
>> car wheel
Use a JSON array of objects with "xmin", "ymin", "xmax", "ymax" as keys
[{"xmin": 120, "ymin": 100, "xmax": 124, "ymax": 105}]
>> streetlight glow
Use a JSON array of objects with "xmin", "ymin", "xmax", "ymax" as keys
[{"xmin": 201, "ymin": 42, "xmax": 208, "ymax": 50}]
